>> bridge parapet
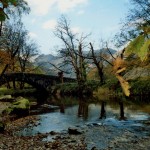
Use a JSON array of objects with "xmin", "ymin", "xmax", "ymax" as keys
[{"xmin": 0, "ymin": 72, "xmax": 76, "ymax": 91}]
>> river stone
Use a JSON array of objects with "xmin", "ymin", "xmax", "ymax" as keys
[
  {"xmin": 41, "ymin": 104, "xmax": 59, "ymax": 110},
  {"xmin": 68, "ymin": 127, "xmax": 83, "ymax": 135},
  {"xmin": 49, "ymin": 131, "xmax": 57, "ymax": 135}
]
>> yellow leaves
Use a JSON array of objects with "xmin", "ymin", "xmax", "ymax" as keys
[
  {"xmin": 119, "ymin": 26, "xmax": 150, "ymax": 96},
  {"xmin": 0, "ymin": 50, "xmax": 10, "ymax": 64},
  {"xmin": 113, "ymin": 57, "xmax": 125, "ymax": 72},
  {"xmin": 139, "ymin": 39, "xmax": 150, "ymax": 61},
  {"xmin": 116, "ymin": 74, "xmax": 131, "ymax": 97},
  {"xmin": 113, "ymin": 57, "xmax": 130, "ymax": 97},
  {"xmin": 116, "ymin": 67, "xmax": 126, "ymax": 74},
  {"xmin": 125, "ymin": 26, "xmax": 150, "ymax": 62},
  {"xmin": 125, "ymin": 35, "xmax": 145, "ymax": 57}
]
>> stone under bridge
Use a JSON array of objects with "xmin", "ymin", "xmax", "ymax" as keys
[{"xmin": 0, "ymin": 72, "xmax": 76, "ymax": 91}]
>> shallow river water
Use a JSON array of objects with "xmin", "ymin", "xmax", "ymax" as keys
[{"xmin": 21, "ymin": 96, "xmax": 150, "ymax": 136}]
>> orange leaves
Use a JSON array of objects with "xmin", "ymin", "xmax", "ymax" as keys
[
  {"xmin": 113, "ymin": 57, "xmax": 131, "ymax": 97},
  {"xmin": 0, "ymin": 50, "xmax": 10, "ymax": 64},
  {"xmin": 113, "ymin": 57, "xmax": 125, "ymax": 73},
  {"xmin": 115, "ymin": 74, "xmax": 131, "ymax": 97}
]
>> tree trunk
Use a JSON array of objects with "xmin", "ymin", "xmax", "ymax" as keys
[
  {"xmin": 119, "ymin": 102, "xmax": 126, "ymax": 120},
  {"xmin": 97, "ymin": 67, "xmax": 104, "ymax": 84},
  {"xmin": 100, "ymin": 101, "xmax": 106, "ymax": 119},
  {"xmin": 0, "ymin": 21, "xmax": 3, "ymax": 36}
]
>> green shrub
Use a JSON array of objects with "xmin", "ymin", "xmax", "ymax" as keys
[{"xmin": 130, "ymin": 78, "xmax": 150, "ymax": 95}]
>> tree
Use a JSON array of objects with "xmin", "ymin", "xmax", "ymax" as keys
[
  {"xmin": 1, "ymin": 18, "xmax": 27, "ymax": 69},
  {"xmin": 88, "ymin": 42, "xmax": 114, "ymax": 84},
  {"xmin": 0, "ymin": 18, "xmax": 27, "ymax": 88},
  {"xmin": 113, "ymin": 0, "xmax": 150, "ymax": 96},
  {"xmin": 0, "ymin": 49, "xmax": 9, "ymax": 68},
  {"xmin": 115, "ymin": 0, "xmax": 150, "ymax": 61},
  {"xmin": 0, "ymin": 0, "xmax": 17, "ymax": 21},
  {"xmin": 0, "ymin": 0, "xmax": 30, "ymax": 35},
  {"xmin": 17, "ymin": 39, "xmax": 39, "ymax": 89},
  {"xmin": 54, "ymin": 15, "xmax": 88, "ymax": 84},
  {"xmin": 18, "ymin": 39, "xmax": 39, "ymax": 73},
  {"xmin": 0, "ymin": 0, "xmax": 30, "ymax": 80}
]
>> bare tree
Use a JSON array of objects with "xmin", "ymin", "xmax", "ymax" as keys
[
  {"xmin": 54, "ymin": 15, "xmax": 88, "ymax": 84},
  {"xmin": 89, "ymin": 43, "xmax": 105, "ymax": 84},
  {"xmin": 88, "ymin": 41, "xmax": 114, "ymax": 84},
  {"xmin": 18, "ymin": 39, "xmax": 39, "ymax": 73},
  {"xmin": 17, "ymin": 39, "xmax": 39, "ymax": 89}
]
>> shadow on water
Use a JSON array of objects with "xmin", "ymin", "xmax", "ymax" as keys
[
  {"xmin": 19, "ymin": 95, "xmax": 150, "ymax": 136},
  {"xmin": 35, "ymin": 89, "xmax": 49, "ymax": 105}
]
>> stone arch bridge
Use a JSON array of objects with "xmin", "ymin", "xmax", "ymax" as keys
[{"xmin": 0, "ymin": 73, "xmax": 76, "ymax": 91}]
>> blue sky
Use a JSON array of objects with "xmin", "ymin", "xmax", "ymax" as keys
[{"xmin": 23, "ymin": 0, "xmax": 130, "ymax": 55}]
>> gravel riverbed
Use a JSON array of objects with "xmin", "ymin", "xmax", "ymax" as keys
[{"xmin": 1, "ymin": 116, "xmax": 150, "ymax": 150}]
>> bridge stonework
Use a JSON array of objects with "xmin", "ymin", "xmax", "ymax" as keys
[{"xmin": 0, "ymin": 73, "xmax": 76, "ymax": 91}]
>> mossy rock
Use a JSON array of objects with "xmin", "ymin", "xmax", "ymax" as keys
[
  {"xmin": 13, "ymin": 97, "xmax": 30, "ymax": 109},
  {"xmin": 3, "ymin": 97, "xmax": 30, "ymax": 116}
]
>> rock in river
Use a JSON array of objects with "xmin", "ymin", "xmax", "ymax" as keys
[{"xmin": 68, "ymin": 127, "xmax": 83, "ymax": 135}]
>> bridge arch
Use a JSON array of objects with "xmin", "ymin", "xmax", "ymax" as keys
[{"xmin": 0, "ymin": 72, "xmax": 76, "ymax": 91}]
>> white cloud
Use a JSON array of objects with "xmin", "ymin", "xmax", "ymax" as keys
[
  {"xmin": 26, "ymin": 0, "xmax": 57, "ymax": 15},
  {"xmin": 57, "ymin": 0, "xmax": 88, "ymax": 12},
  {"xmin": 28, "ymin": 32, "xmax": 38, "ymax": 38},
  {"xmin": 105, "ymin": 24, "xmax": 121, "ymax": 33},
  {"xmin": 71, "ymin": 27, "xmax": 81, "ymax": 34},
  {"xmin": 42, "ymin": 20, "xmax": 57, "ymax": 30},
  {"xmin": 26, "ymin": 0, "xmax": 88, "ymax": 15},
  {"xmin": 77, "ymin": 10, "xmax": 85, "ymax": 15},
  {"xmin": 31, "ymin": 19, "xmax": 36, "ymax": 24}
]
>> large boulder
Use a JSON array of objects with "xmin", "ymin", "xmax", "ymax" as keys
[{"xmin": 3, "ymin": 97, "xmax": 30, "ymax": 116}]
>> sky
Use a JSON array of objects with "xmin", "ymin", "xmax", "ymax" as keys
[{"xmin": 23, "ymin": 0, "xmax": 131, "ymax": 55}]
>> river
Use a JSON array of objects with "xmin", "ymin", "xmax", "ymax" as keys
[{"xmin": 20, "ymin": 96, "xmax": 150, "ymax": 137}]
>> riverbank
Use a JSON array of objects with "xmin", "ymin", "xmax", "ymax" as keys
[{"xmin": 1, "ymin": 115, "xmax": 150, "ymax": 150}]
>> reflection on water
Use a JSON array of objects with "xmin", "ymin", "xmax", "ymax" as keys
[
  {"xmin": 21, "ymin": 96, "xmax": 150, "ymax": 136},
  {"xmin": 78, "ymin": 101, "xmax": 88, "ymax": 119},
  {"xmin": 99, "ymin": 101, "xmax": 106, "ymax": 119},
  {"xmin": 119, "ymin": 102, "xmax": 126, "ymax": 120}
]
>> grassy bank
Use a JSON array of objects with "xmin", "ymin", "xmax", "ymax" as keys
[
  {"xmin": 0, "ymin": 87, "xmax": 36, "ymax": 97},
  {"xmin": 54, "ymin": 80, "xmax": 100, "ymax": 97}
]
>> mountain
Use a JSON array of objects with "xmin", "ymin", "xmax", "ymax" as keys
[
  {"xmin": 34, "ymin": 48, "xmax": 117, "ymax": 77},
  {"xmin": 35, "ymin": 54, "xmax": 56, "ymax": 62},
  {"xmin": 34, "ymin": 54, "xmax": 63, "ymax": 75}
]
